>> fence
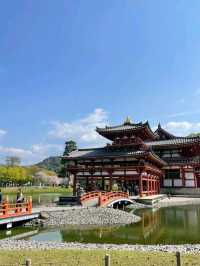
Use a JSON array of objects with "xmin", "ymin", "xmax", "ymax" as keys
[
  {"xmin": 1, "ymin": 252, "xmax": 199, "ymax": 266},
  {"xmin": 0, "ymin": 196, "xmax": 32, "ymax": 219},
  {"xmin": 80, "ymin": 191, "xmax": 129, "ymax": 206}
]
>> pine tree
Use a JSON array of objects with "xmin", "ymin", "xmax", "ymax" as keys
[{"xmin": 59, "ymin": 140, "xmax": 77, "ymax": 178}]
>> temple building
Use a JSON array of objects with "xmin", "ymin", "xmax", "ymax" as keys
[{"xmin": 63, "ymin": 117, "xmax": 200, "ymax": 196}]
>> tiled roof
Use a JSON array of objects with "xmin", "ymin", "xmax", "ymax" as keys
[
  {"xmin": 154, "ymin": 124, "xmax": 176, "ymax": 140},
  {"xmin": 64, "ymin": 147, "xmax": 166, "ymax": 166},
  {"xmin": 146, "ymin": 137, "xmax": 200, "ymax": 147},
  {"xmin": 66, "ymin": 148, "xmax": 147, "ymax": 158},
  {"xmin": 96, "ymin": 122, "xmax": 145, "ymax": 133},
  {"xmin": 164, "ymin": 156, "xmax": 200, "ymax": 165}
]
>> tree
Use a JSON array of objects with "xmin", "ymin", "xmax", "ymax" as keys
[
  {"xmin": 5, "ymin": 156, "xmax": 21, "ymax": 167},
  {"xmin": 0, "ymin": 166, "xmax": 32, "ymax": 186},
  {"xmin": 187, "ymin": 133, "xmax": 200, "ymax": 137},
  {"xmin": 32, "ymin": 170, "xmax": 59, "ymax": 186},
  {"xmin": 60, "ymin": 140, "xmax": 77, "ymax": 178},
  {"xmin": 63, "ymin": 140, "xmax": 77, "ymax": 156}
]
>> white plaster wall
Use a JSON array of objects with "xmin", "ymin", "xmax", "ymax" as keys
[
  {"xmin": 84, "ymin": 172, "xmax": 90, "ymax": 175},
  {"xmin": 102, "ymin": 171, "xmax": 108, "ymax": 175},
  {"xmin": 174, "ymin": 179, "xmax": 182, "ymax": 187},
  {"xmin": 113, "ymin": 171, "xmax": 124, "ymax": 174},
  {"xmin": 95, "ymin": 172, "xmax": 101, "ymax": 175},
  {"xmin": 185, "ymin": 172, "xmax": 194, "ymax": 179},
  {"xmin": 126, "ymin": 171, "xmax": 137, "ymax": 174},
  {"xmin": 164, "ymin": 179, "xmax": 172, "ymax": 187},
  {"xmin": 185, "ymin": 180, "xmax": 195, "ymax": 187}
]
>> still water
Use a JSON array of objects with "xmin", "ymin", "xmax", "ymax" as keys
[
  {"xmin": 7, "ymin": 193, "xmax": 66, "ymax": 207},
  {"xmin": 1, "ymin": 205, "xmax": 200, "ymax": 245}
]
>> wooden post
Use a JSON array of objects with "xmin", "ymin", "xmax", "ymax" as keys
[
  {"xmin": 25, "ymin": 259, "xmax": 32, "ymax": 266},
  {"xmin": 73, "ymin": 173, "xmax": 77, "ymax": 196},
  {"xmin": 29, "ymin": 196, "xmax": 32, "ymax": 213},
  {"xmin": 176, "ymin": 251, "xmax": 181, "ymax": 266},
  {"xmin": 139, "ymin": 173, "xmax": 143, "ymax": 197},
  {"xmin": 105, "ymin": 254, "xmax": 110, "ymax": 266},
  {"xmin": 109, "ymin": 174, "xmax": 112, "ymax": 192}
]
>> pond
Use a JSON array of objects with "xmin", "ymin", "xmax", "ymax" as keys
[
  {"xmin": 1, "ymin": 204, "xmax": 200, "ymax": 244},
  {"xmin": 7, "ymin": 192, "xmax": 70, "ymax": 207}
]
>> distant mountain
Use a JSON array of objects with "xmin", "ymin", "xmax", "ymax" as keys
[{"xmin": 35, "ymin": 156, "xmax": 62, "ymax": 173}]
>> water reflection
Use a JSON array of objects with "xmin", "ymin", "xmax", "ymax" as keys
[
  {"xmin": 7, "ymin": 193, "xmax": 64, "ymax": 207},
  {"xmin": 2, "ymin": 205, "xmax": 200, "ymax": 244},
  {"xmin": 59, "ymin": 205, "xmax": 200, "ymax": 244}
]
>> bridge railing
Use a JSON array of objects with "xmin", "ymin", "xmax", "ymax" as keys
[
  {"xmin": 99, "ymin": 192, "xmax": 129, "ymax": 206},
  {"xmin": 0, "ymin": 197, "xmax": 32, "ymax": 219},
  {"xmin": 80, "ymin": 191, "xmax": 107, "ymax": 202},
  {"xmin": 80, "ymin": 191, "xmax": 129, "ymax": 207}
]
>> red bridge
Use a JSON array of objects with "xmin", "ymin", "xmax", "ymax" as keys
[{"xmin": 80, "ymin": 191, "xmax": 134, "ymax": 207}]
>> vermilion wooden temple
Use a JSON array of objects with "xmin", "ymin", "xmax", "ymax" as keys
[{"xmin": 63, "ymin": 117, "xmax": 200, "ymax": 196}]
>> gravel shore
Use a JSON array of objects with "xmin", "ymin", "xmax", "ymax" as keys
[
  {"xmin": 31, "ymin": 207, "xmax": 141, "ymax": 227},
  {"xmin": 1, "ymin": 239, "xmax": 200, "ymax": 253}
]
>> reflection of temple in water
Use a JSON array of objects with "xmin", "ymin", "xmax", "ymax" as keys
[{"xmin": 60, "ymin": 206, "xmax": 200, "ymax": 245}]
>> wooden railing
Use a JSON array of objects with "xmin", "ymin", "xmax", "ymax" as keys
[
  {"xmin": 99, "ymin": 191, "xmax": 129, "ymax": 206},
  {"xmin": 0, "ymin": 197, "xmax": 32, "ymax": 219},
  {"xmin": 80, "ymin": 191, "xmax": 129, "ymax": 207}
]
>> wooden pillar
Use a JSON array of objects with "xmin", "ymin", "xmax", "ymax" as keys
[
  {"xmin": 147, "ymin": 179, "xmax": 150, "ymax": 196},
  {"xmin": 86, "ymin": 177, "xmax": 89, "ymax": 191},
  {"xmin": 102, "ymin": 176, "xmax": 105, "ymax": 191},
  {"xmin": 139, "ymin": 173, "xmax": 143, "ymax": 197},
  {"xmin": 181, "ymin": 167, "xmax": 185, "ymax": 187},
  {"xmin": 149, "ymin": 175, "xmax": 152, "ymax": 195},
  {"xmin": 73, "ymin": 173, "xmax": 77, "ymax": 196},
  {"xmin": 109, "ymin": 173, "xmax": 112, "ymax": 191}
]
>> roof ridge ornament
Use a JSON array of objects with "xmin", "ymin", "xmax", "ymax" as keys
[{"xmin": 123, "ymin": 116, "xmax": 132, "ymax": 125}]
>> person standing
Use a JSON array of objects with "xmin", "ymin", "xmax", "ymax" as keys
[{"xmin": 16, "ymin": 188, "xmax": 24, "ymax": 204}]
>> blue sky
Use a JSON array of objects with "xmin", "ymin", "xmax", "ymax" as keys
[{"xmin": 1, "ymin": 0, "xmax": 200, "ymax": 164}]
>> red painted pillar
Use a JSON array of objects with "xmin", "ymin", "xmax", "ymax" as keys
[
  {"xmin": 181, "ymin": 167, "xmax": 185, "ymax": 187},
  {"xmin": 139, "ymin": 173, "xmax": 143, "ymax": 197},
  {"xmin": 147, "ymin": 179, "xmax": 150, "ymax": 196}
]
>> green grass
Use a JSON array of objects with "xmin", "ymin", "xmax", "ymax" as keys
[
  {"xmin": 0, "ymin": 186, "xmax": 72, "ymax": 195},
  {"xmin": 0, "ymin": 249, "xmax": 199, "ymax": 266}
]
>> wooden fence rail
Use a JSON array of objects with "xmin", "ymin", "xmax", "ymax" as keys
[{"xmin": 0, "ymin": 197, "xmax": 32, "ymax": 219}]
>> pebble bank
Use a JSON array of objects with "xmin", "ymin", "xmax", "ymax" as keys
[{"xmin": 33, "ymin": 207, "xmax": 141, "ymax": 227}]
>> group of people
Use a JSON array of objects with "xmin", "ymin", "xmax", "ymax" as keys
[{"xmin": 0, "ymin": 188, "xmax": 24, "ymax": 204}]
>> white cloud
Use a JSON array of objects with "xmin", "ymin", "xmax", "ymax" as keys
[
  {"xmin": 167, "ymin": 110, "xmax": 200, "ymax": 118},
  {"xmin": 0, "ymin": 146, "xmax": 33, "ymax": 158},
  {"xmin": 164, "ymin": 121, "xmax": 200, "ymax": 136},
  {"xmin": 0, "ymin": 129, "xmax": 6, "ymax": 139},
  {"xmin": 0, "ymin": 143, "xmax": 63, "ymax": 165},
  {"xmin": 48, "ymin": 108, "xmax": 108, "ymax": 147},
  {"xmin": 31, "ymin": 143, "xmax": 63, "ymax": 155}
]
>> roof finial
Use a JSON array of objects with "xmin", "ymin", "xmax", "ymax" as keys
[
  {"xmin": 124, "ymin": 116, "xmax": 132, "ymax": 125},
  {"xmin": 158, "ymin": 122, "xmax": 161, "ymax": 129}
]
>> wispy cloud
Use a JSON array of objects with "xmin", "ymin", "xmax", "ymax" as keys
[
  {"xmin": 167, "ymin": 110, "xmax": 200, "ymax": 118},
  {"xmin": 0, "ymin": 129, "xmax": 7, "ymax": 139},
  {"xmin": 0, "ymin": 143, "xmax": 64, "ymax": 165},
  {"xmin": 163, "ymin": 121, "xmax": 200, "ymax": 136},
  {"xmin": 48, "ymin": 108, "xmax": 109, "ymax": 147}
]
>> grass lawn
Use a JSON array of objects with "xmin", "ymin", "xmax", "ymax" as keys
[
  {"xmin": 0, "ymin": 249, "xmax": 200, "ymax": 266},
  {"xmin": 0, "ymin": 186, "xmax": 72, "ymax": 195}
]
